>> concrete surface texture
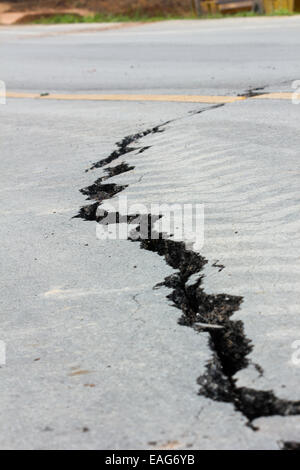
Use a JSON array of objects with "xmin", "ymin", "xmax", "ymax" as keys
[{"xmin": 0, "ymin": 17, "xmax": 300, "ymax": 449}]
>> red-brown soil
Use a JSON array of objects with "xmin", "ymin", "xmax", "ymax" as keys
[{"xmin": 1, "ymin": 0, "xmax": 194, "ymax": 16}]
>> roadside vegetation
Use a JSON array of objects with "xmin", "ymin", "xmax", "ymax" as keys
[{"xmin": 33, "ymin": 9, "xmax": 296, "ymax": 24}]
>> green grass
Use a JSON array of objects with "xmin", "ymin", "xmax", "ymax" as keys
[
  {"xmin": 33, "ymin": 10, "xmax": 298, "ymax": 24},
  {"xmin": 33, "ymin": 13, "xmax": 184, "ymax": 24},
  {"xmin": 197, "ymin": 11, "xmax": 258, "ymax": 19},
  {"xmin": 270, "ymin": 8, "xmax": 294, "ymax": 14},
  {"xmin": 192, "ymin": 9, "xmax": 297, "ymax": 19}
]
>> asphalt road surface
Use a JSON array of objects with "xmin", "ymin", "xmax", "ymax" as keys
[{"xmin": 1, "ymin": 17, "xmax": 300, "ymax": 449}]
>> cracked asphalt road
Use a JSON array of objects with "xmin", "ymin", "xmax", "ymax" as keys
[{"xmin": 1, "ymin": 17, "xmax": 300, "ymax": 449}]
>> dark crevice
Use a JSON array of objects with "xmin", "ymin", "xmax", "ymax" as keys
[
  {"xmin": 94, "ymin": 210, "xmax": 162, "ymax": 227},
  {"xmin": 281, "ymin": 441, "xmax": 300, "ymax": 450},
  {"xmin": 86, "ymin": 122, "xmax": 169, "ymax": 172},
  {"xmin": 80, "ymin": 181, "xmax": 127, "ymax": 201},
  {"xmin": 74, "ymin": 202, "xmax": 99, "ymax": 221},
  {"xmin": 189, "ymin": 103, "xmax": 225, "ymax": 115},
  {"xmin": 131, "ymin": 230, "xmax": 300, "ymax": 426},
  {"xmin": 76, "ymin": 117, "xmax": 300, "ymax": 432},
  {"xmin": 75, "ymin": 161, "xmax": 135, "ymax": 220},
  {"xmin": 137, "ymin": 146, "xmax": 151, "ymax": 154},
  {"xmin": 238, "ymin": 86, "xmax": 266, "ymax": 98},
  {"xmin": 212, "ymin": 260, "xmax": 225, "ymax": 272},
  {"xmin": 234, "ymin": 388, "xmax": 300, "ymax": 423},
  {"xmin": 103, "ymin": 162, "xmax": 134, "ymax": 179}
]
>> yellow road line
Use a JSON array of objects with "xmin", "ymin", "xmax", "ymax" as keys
[
  {"xmin": 6, "ymin": 92, "xmax": 245, "ymax": 104},
  {"xmin": 253, "ymin": 92, "xmax": 293, "ymax": 100},
  {"xmin": 5, "ymin": 91, "xmax": 294, "ymax": 103},
  {"xmin": 7, "ymin": 92, "xmax": 39, "ymax": 99}
]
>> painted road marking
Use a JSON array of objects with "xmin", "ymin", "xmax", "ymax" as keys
[
  {"xmin": 254, "ymin": 92, "xmax": 293, "ymax": 100},
  {"xmin": 5, "ymin": 92, "xmax": 293, "ymax": 103},
  {"xmin": 6, "ymin": 92, "xmax": 244, "ymax": 104}
]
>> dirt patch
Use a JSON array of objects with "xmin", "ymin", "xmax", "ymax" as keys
[
  {"xmin": 0, "ymin": 8, "xmax": 91, "ymax": 24},
  {"xmin": 3, "ymin": 0, "xmax": 193, "ymax": 16},
  {"xmin": 0, "ymin": 3, "xmax": 11, "ymax": 14}
]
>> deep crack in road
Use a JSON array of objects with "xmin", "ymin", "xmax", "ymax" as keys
[{"xmin": 76, "ymin": 107, "xmax": 300, "ymax": 433}]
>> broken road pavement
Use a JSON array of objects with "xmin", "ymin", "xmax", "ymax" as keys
[{"xmin": 1, "ymin": 17, "xmax": 300, "ymax": 449}]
